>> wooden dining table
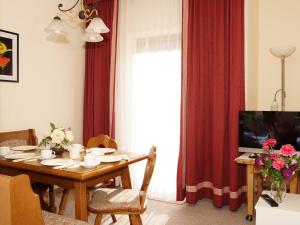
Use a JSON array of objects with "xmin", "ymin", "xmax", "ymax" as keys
[{"xmin": 0, "ymin": 150, "xmax": 148, "ymax": 221}]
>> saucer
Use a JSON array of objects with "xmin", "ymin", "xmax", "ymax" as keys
[
  {"xmin": 0, "ymin": 151, "xmax": 11, "ymax": 156},
  {"xmin": 40, "ymin": 155, "xmax": 56, "ymax": 160},
  {"xmin": 101, "ymin": 148, "xmax": 116, "ymax": 154},
  {"xmin": 80, "ymin": 162, "xmax": 99, "ymax": 169}
]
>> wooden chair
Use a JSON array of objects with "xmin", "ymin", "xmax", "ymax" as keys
[
  {"xmin": 88, "ymin": 146, "xmax": 157, "ymax": 225},
  {"xmin": 0, "ymin": 174, "xmax": 89, "ymax": 225},
  {"xmin": 0, "ymin": 129, "xmax": 38, "ymax": 147},
  {"xmin": 0, "ymin": 129, "xmax": 56, "ymax": 213},
  {"xmin": 86, "ymin": 134, "xmax": 118, "ymax": 149},
  {"xmin": 58, "ymin": 134, "xmax": 118, "ymax": 224}
]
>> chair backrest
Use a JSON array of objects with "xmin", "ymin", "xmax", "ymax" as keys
[
  {"xmin": 0, "ymin": 129, "xmax": 38, "ymax": 147},
  {"xmin": 139, "ymin": 146, "xmax": 157, "ymax": 207},
  {"xmin": 0, "ymin": 174, "xmax": 44, "ymax": 225},
  {"xmin": 86, "ymin": 134, "xmax": 118, "ymax": 149}
]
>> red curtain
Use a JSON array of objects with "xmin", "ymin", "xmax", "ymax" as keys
[
  {"xmin": 177, "ymin": 0, "xmax": 246, "ymax": 210},
  {"xmin": 83, "ymin": 0, "xmax": 118, "ymax": 145}
]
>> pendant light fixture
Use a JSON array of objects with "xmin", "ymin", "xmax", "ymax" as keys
[{"xmin": 45, "ymin": 0, "xmax": 109, "ymax": 42}]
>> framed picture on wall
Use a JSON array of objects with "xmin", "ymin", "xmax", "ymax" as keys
[{"xmin": 0, "ymin": 29, "xmax": 19, "ymax": 82}]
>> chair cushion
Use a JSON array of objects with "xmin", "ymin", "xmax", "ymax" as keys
[
  {"xmin": 88, "ymin": 188, "xmax": 141, "ymax": 211},
  {"xmin": 42, "ymin": 211, "xmax": 89, "ymax": 225},
  {"xmin": 0, "ymin": 139, "xmax": 27, "ymax": 147}
]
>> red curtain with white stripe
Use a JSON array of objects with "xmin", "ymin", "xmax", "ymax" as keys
[
  {"xmin": 177, "ymin": 0, "xmax": 246, "ymax": 210},
  {"xmin": 83, "ymin": 0, "xmax": 118, "ymax": 145}
]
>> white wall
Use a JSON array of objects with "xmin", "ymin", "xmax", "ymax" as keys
[
  {"xmin": 0, "ymin": 0, "xmax": 85, "ymax": 142},
  {"xmin": 246, "ymin": 0, "xmax": 300, "ymax": 111}
]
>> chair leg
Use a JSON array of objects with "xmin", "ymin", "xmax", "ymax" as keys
[
  {"xmin": 129, "ymin": 215, "xmax": 134, "ymax": 225},
  {"xmin": 58, "ymin": 189, "xmax": 70, "ymax": 215},
  {"xmin": 48, "ymin": 185, "xmax": 56, "ymax": 213},
  {"xmin": 111, "ymin": 214, "xmax": 117, "ymax": 222},
  {"xmin": 129, "ymin": 215, "xmax": 140, "ymax": 225},
  {"xmin": 136, "ymin": 215, "xmax": 143, "ymax": 225},
  {"xmin": 94, "ymin": 214, "xmax": 103, "ymax": 225}
]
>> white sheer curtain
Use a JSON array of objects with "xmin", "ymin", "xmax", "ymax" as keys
[{"xmin": 115, "ymin": 0, "xmax": 182, "ymax": 201}]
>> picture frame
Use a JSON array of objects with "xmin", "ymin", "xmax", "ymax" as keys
[{"xmin": 0, "ymin": 29, "xmax": 19, "ymax": 82}]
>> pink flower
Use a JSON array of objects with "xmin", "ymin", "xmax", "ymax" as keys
[
  {"xmin": 280, "ymin": 144, "xmax": 296, "ymax": 157},
  {"xmin": 263, "ymin": 143, "xmax": 269, "ymax": 151},
  {"xmin": 268, "ymin": 153, "xmax": 278, "ymax": 160},
  {"xmin": 255, "ymin": 157, "xmax": 265, "ymax": 167},
  {"xmin": 272, "ymin": 157, "xmax": 285, "ymax": 171},
  {"xmin": 262, "ymin": 138, "xmax": 277, "ymax": 150}
]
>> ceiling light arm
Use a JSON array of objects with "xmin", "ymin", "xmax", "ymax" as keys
[
  {"xmin": 58, "ymin": 0, "xmax": 81, "ymax": 12},
  {"xmin": 84, "ymin": 8, "xmax": 99, "ymax": 22}
]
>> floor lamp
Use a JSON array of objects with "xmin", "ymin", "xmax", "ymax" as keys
[{"xmin": 270, "ymin": 46, "xmax": 296, "ymax": 111}]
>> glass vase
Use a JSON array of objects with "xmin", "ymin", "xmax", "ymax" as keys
[{"xmin": 270, "ymin": 180, "xmax": 286, "ymax": 203}]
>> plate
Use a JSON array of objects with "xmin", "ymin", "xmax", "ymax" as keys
[
  {"xmin": 4, "ymin": 153, "xmax": 36, "ymax": 160},
  {"xmin": 97, "ymin": 155, "xmax": 122, "ymax": 163},
  {"xmin": 39, "ymin": 155, "xmax": 56, "ymax": 160},
  {"xmin": 11, "ymin": 145, "xmax": 38, "ymax": 151},
  {"xmin": 40, "ymin": 159, "xmax": 74, "ymax": 166},
  {"xmin": 80, "ymin": 162, "xmax": 98, "ymax": 169},
  {"xmin": 101, "ymin": 148, "xmax": 116, "ymax": 154},
  {"xmin": 0, "ymin": 151, "xmax": 12, "ymax": 157}
]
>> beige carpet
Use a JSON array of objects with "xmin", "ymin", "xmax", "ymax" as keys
[{"xmin": 58, "ymin": 190, "xmax": 254, "ymax": 225}]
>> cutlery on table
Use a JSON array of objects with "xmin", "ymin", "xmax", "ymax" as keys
[{"xmin": 53, "ymin": 161, "xmax": 81, "ymax": 169}]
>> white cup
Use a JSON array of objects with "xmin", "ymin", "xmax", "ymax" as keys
[
  {"xmin": 69, "ymin": 147, "xmax": 81, "ymax": 160},
  {"xmin": 84, "ymin": 154, "xmax": 96, "ymax": 166},
  {"xmin": 71, "ymin": 144, "xmax": 83, "ymax": 150},
  {"xmin": 41, "ymin": 149, "xmax": 55, "ymax": 159},
  {"xmin": 90, "ymin": 147, "xmax": 104, "ymax": 157},
  {"xmin": 0, "ymin": 146, "xmax": 11, "ymax": 156}
]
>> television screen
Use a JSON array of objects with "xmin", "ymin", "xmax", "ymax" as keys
[{"xmin": 239, "ymin": 111, "xmax": 300, "ymax": 153}]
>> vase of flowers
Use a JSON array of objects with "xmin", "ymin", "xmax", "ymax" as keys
[
  {"xmin": 39, "ymin": 123, "xmax": 74, "ymax": 155},
  {"xmin": 255, "ymin": 138, "xmax": 300, "ymax": 203}
]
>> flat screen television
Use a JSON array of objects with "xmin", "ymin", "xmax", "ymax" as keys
[{"xmin": 239, "ymin": 111, "xmax": 300, "ymax": 153}]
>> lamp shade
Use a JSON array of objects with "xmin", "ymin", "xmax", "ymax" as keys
[
  {"xmin": 86, "ymin": 16, "xmax": 110, "ymax": 33},
  {"xmin": 45, "ymin": 16, "xmax": 67, "ymax": 35},
  {"xmin": 270, "ymin": 46, "xmax": 296, "ymax": 58},
  {"xmin": 82, "ymin": 31, "xmax": 104, "ymax": 42}
]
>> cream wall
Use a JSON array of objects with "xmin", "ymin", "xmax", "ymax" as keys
[
  {"xmin": 0, "ymin": 0, "xmax": 85, "ymax": 142},
  {"xmin": 246, "ymin": 0, "xmax": 300, "ymax": 111},
  {"xmin": 245, "ymin": 0, "xmax": 259, "ymax": 110}
]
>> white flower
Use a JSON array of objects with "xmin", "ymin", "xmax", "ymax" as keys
[
  {"xmin": 50, "ymin": 129, "xmax": 65, "ymax": 144},
  {"xmin": 65, "ymin": 130, "xmax": 74, "ymax": 142}
]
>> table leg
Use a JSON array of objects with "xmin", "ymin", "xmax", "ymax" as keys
[
  {"xmin": 256, "ymin": 173, "xmax": 263, "ymax": 200},
  {"xmin": 121, "ymin": 166, "xmax": 132, "ymax": 189},
  {"xmin": 246, "ymin": 164, "xmax": 254, "ymax": 221},
  {"xmin": 74, "ymin": 181, "xmax": 88, "ymax": 221},
  {"xmin": 290, "ymin": 173, "xmax": 298, "ymax": 193}
]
